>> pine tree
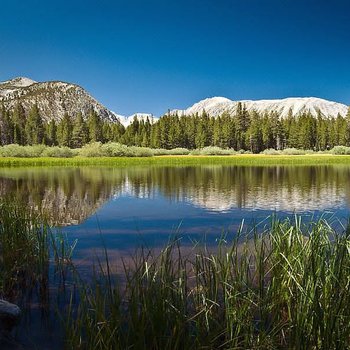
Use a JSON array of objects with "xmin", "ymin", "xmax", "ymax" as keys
[
  {"xmin": 298, "ymin": 113, "xmax": 316, "ymax": 149},
  {"xmin": 25, "ymin": 104, "xmax": 44, "ymax": 144},
  {"xmin": 72, "ymin": 112, "xmax": 88, "ymax": 147},
  {"xmin": 345, "ymin": 107, "xmax": 350, "ymax": 146},
  {"xmin": 87, "ymin": 110, "xmax": 102, "ymax": 142},
  {"xmin": 236, "ymin": 102, "xmax": 249, "ymax": 150},
  {"xmin": 12, "ymin": 102, "xmax": 26, "ymax": 145},
  {"xmin": 247, "ymin": 111, "xmax": 262, "ymax": 153},
  {"xmin": 0, "ymin": 105, "xmax": 14, "ymax": 145},
  {"xmin": 46, "ymin": 120, "xmax": 57, "ymax": 146},
  {"xmin": 58, "ymin": 113, "xmax": 73, "ymax": 147}
]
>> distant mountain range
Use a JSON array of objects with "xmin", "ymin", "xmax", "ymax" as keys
[
  {"xmin": 171, "ymin": 96, "xmax": 349, "ymax": 119},
  {"xmin": 0, "ymin": 77, "xmax": 348, "ymax": 127}
]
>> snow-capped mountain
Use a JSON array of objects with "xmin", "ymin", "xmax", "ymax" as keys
[
  {"xmin": 0, "ymin": 77, "xmax": 120, "ymax": 123},
  {"xmin": 172, "ymin": 96, "xmax": 349, "ymax": 118},
  {"xmin": 114, "ymin": 113, "xmax": 159, "ymax": 127},
  {"xmin": 1, "ymin": 77, "xmax": 348, "ymax": 126}
]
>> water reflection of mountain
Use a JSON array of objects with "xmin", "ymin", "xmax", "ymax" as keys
[
  {"xmin": 0, "ymin": 168, "xmax": 125, "ymax": 226},
  {"xmin": 0, "ymin": 165, "xmax": 350, "ymax": 226},
  {"xmin": 116, "ymin": 166, "xmax": 350, "ymax": 213}
]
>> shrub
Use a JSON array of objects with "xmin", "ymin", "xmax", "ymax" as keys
[
  {"xmin": 0, "ymin": 144, "xmax": 46, "ymax": 157},
  {"xmin": 190, "ymin": 147, "xmax": 236, "ymax": 156},
  {"xmin": 167, "ymin": 148, "xmax": 190, "ymax": 155},
  {"xmin": 41, "ymin": 146, "xmax": 75, "ymax": 158},
  {"xmin": 282, "ymin": 148, "xmax": 311, "ymax": 155},
  {"xmin": 0, "ymin": 144, "xmax": 29, "ymax": 157},
  {"xmin": 101, "ymin": 143, "xmax": 131, "ymax": 157},
  {"xmin": 152, "ymin": 148, "xmax": 168, "ymax": 155},
  {"xmin": 23, "ymin": 145, "xmax": 47, "ymax": 157},
  {"xmin": 189, "ymin": 149, "xmax": 201, "ymax": 155},
  {"xmin": 261, "ymin": 148, "xmax": 281, "ymax": 155},
  {"xmin": 100, "ymin": 143, "xmax": 154, "ymax": 157},
  {"xmin": 128, "ymin": 146, "xmax": 154, "ymax": 157},
  {"xmin": 330, "ymin": 146, "xmax": 350, "ymax": 155},
  {"xmin": 152, "ymin": 148, "xmax": 190, "ymax": 155},
  {"xmin": 78, "ymin": 142, "xmax": 105, "ymax": 157}
]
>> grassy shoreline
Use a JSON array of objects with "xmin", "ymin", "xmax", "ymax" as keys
[{"xmin": 1, "ymin": 154, "xmax": 350, "ymax": 167}]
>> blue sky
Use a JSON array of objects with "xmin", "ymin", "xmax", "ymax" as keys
[{"xmin": 0, "ymin": 0, "xmax": 349, "ymax": 116}]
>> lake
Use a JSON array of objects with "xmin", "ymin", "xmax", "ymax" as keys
[
  {"xmin": 1, "ymin": 165, "xmax": 349, "ymax": 255},
  {"xmin": 1, "ymin": 164, "xmax": 350, "ymax": 348}
]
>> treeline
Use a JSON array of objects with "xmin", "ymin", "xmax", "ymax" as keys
[
  {"xmin": 123, "ymin": 103, "xmax": 350, "ymax": 152},
  {"xmin": 1, "ymin": 102, "xmax": 350, "ymax": 152},
  {"xmin": 0, "ymin": 103, "xmax": 125, "ymax": 147}
]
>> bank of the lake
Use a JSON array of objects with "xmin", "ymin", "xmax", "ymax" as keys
[{"xmin": 1, "ymin": 154, "xmax": 350, "ymax": 167}]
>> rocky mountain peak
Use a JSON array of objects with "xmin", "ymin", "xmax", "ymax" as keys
[{"xmin": 0, "ymin": 77, "xmax": 120, "ymax": 124}]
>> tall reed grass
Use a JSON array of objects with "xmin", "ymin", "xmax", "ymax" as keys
[
  {"xmin": 2, "ymin": 199, "xmax": 350, "ymax": 348},
  {"xmin": 0, "ymin": 200, "xmax": 51, "ymax": 298},
  {"xmin": 63, "ymin": 217, "xmax": 350, "ymax": 349},
  {"xmin": 0, "ymin": 200, "xmax": 75, "ymax": 303}
]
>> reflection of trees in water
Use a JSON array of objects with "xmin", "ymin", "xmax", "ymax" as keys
[
  {"xmin": 0, "ymin": 168, "xmax": 126, "ymax": 225},
  {"xmin": 0, "ymin": 165, "xmax": 350, "ymax": 226},
  {"xmin": 123, "ymin": 166, "xmax": 350, "ymax": 212}
]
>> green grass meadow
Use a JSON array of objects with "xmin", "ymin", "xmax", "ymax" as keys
[{"xmin": 1, "ymin": 154, "xmax": 350, "ymax": 167}]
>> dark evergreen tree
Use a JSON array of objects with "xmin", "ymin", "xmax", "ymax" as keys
[
  {"xmin": 46, "ymin": 120, "xmax": 57, "ymax": 146},
  {"xmin": 72, "ymin": 112, "xmax": 88, "ymax": 147},
  {"xmin": 12, "ymin": 102, "xmax": 26, "ymax": 145},
  {"xmin": 57, "ymin": 113, "xmax": 73, "ymax": 147},
  {"xmin": 25, "ymin": 104, "xmax": 44, "ymax": 144},
  {"xmin": 87, "ymin": 110, "xmax": 102, "ymax": 142}
]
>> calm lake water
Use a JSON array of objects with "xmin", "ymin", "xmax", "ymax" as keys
[
  {"xmin": 1, "ymin": 165, "xmax": 350, "ymax": 257},
  {"xmin": 1, "ymin": 164, "xmax": 350, "ymax": 348}
]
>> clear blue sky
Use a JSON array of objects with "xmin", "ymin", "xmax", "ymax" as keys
[{"xmin": 0, "ymin": 0, "xmax": 349, "ymax": 116}]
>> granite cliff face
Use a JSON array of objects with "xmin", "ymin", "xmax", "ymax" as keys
[{"xmin": 0, "ymin": 77, "xmax": 120, "ymax": 123}]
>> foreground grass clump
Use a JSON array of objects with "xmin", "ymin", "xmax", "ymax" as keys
[
  {"xmin": 0, "ymin": 200, "xmax": 51, "ymax": 297},
  {"xmin": 0, "ymin": 200, "xmax": 75, "ymax": 303},
  {"xmin": 65, "ymin": 217, "xmax": 350, "ymax": 349}
]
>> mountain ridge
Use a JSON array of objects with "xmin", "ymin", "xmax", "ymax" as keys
[
  {"xmin": 1, "ymin": 77, "xmax": 348, "ymax": 127},
  {"xmin": 0, "ymin": 77, "xmax": 120, "ymax": 124},
  {"xmin": 171, "ymin": 96, "xmax": 349, "ymax": 119}
]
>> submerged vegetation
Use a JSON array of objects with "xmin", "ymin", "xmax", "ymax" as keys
[{"xmin": 1, "ymin": 200, "xmax": 350, "ymax": 348}]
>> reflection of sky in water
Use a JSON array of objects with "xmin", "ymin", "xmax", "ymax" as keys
[
  {"xmin": 1, "ymin": 165, "xmax": 350, "ymax": 262},
  {"xmin": 63, "ymin": 189, "xmax": 350, "ymax": 268}
]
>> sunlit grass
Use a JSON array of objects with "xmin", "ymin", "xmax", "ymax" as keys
[{"xmin": 1, "ymin": 154, "xmax": 350, "ymax": 167}]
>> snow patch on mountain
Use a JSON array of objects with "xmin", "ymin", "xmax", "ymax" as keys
[{"xmin": 115, "ymin": 113, "xmax": 159, "ymax": 127}]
